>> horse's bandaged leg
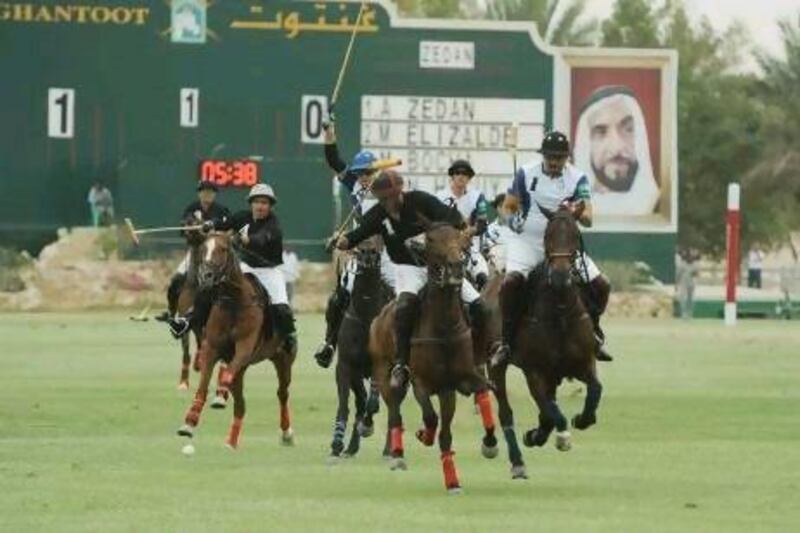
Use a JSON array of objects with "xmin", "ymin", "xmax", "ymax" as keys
[
  {"xmin": 502, "ymin": 426, "xmax": 524, "ymax": 466},
  {"xmin": 280, "ymin": 404, "xmax": 291, "ymax": 432},
  {"xmin": 390, "ymin": 426, "xmax": 404, "ymax": 456},
  {"xmin": 440, "ymin": 451, "xmax": 461, "ymax": 490},
  {"xmin": 226, "ymin": 416, "xmax": 244, "ymax": 448},
  {"xmin": 475, "ymin": 390, "xmax": 495, "ymax": 433},
  {"xmin": 185, "ymin": 391, "xmax": 207, "ymax": 426}
]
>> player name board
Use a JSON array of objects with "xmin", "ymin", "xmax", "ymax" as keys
[{"xmin": 361, "ymin": 95, "xmax": 545, "ymax": 197}]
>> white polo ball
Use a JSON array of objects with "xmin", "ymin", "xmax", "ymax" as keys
[{"xmin": 181, "ymin": 443, "xmax": 195, "ymax": 456}]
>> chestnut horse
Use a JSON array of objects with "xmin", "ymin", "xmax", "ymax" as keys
[
  {"xmin": 368, "ymin": 223, "xmax": 496, "ymax": 493},
  {"xmin": 490, "ymin": 207, "xmax": 603, "ymax": 479},
  {"xmin": 177, "ymin": 232, "xmax": 296, "ymax": 449}
]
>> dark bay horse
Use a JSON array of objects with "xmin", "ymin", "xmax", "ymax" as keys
[
  {"xmin": 369, "ymin": 223, "xmax": 497, "ymax": 493},
  {"xmin": 327, "ymin": 236, "xmax": 391, "ymax": 461},
  {"xmin": 490, "ymin": 208, "xmax": 603, "ymax": 479},
  {"xmin": 177, "ymin": 232, "xmax": 297, "ymax": 449}
]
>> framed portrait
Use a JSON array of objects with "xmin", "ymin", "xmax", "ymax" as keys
[{"xmin": 553, "ymin": 49, "xmax": 678, "ymax": 233}]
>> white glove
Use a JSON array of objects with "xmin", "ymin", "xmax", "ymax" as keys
[{"xmin": 239, "ymin": 224, "xmax": 249, "ymax": 238}]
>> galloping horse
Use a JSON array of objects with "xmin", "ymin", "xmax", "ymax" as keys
[
  {"xmin": 177, "ymin": 232, "xmax": 297, "ymax": 449},
  {"xmin": 327, "ymin": 236, "xmax": 391, "ymax": 461},
  {"xmin": 490, "ymin": 207, "xmax": 603, "ymax": 479},
  {"xmin": 369, "ymin": 223, "xmax": 497, "ymax": 493}
]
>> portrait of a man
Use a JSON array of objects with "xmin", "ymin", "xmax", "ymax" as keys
[{"xmin": 573, "ymin": 85, "xmax": 660, "ymax": 216}]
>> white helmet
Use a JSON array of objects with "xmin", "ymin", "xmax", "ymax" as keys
[{"xmin": 248, "ymin": 183, "xmax": 277, "ymax": 204}]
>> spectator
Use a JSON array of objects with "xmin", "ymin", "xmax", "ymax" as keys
[
  {"xmin": 747, "ymin": 244, "xmax": 765, "ymax": 289},
  {"xmin": 675, "ymin": 248, "xmax": 698, "ymax": 319},
  {"xmin": 88, "ymin": 181, "xmax": 115, "ymax": 227},
  {"xmin": 281, "ymin": 247, "xmax": 300, "ymax": 307}
]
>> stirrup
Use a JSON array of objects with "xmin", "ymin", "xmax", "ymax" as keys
[
  {"xmin": 490, "ymin": 343, "xmax": 511, "ymax": 368},
  {"xmin": 168, "ymin": 317, "xmax": 190, "ymax": 338},
  {"xmin": 389, "ymin": 363, "xmax": 410, "ymax": 390},
  {"xmin": 314, "ymin": 343, "xmax": 334, "ymax": 368}
]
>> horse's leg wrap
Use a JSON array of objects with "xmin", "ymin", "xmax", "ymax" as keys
[
  {"xmin": 167, "ymin": 273, "xmax": 186, "ymax": 316},
  {"xmin": 394, "ymin": 293, "xmax": 420, "ymax": 368},
  {"xmin": 390, "ymin": 426, "xmax": 404, "ymax": 457},
  {"xmin": 226, "ymin": 416, "xmax": 244, "ymax": 448},
  {"xmin": 500, "ymin": 272, "xmax": 527, "ymax": 349},
  {"xmin": 441, "ymin": 450, "xmax": 460, "ymax": 490},
  {"xmin": 185, "ymin": 391, "xmax": 207, "ymax": 427},
  {"xmin": 475, "ymin": 390, "xmax": 495, "ymax": 435},
  {"xmin": 503, "ymin": 425, "xmax": 524, "ymax": 466},
  {"xmin": 280, "ymin": 404, "xmax": 291, "ymax": 432},
  {"xmin": 325, "ymin": 286, "xmax": 350, "ymax": 348},
  {"xmin": 331, "ymin": 419, "xmax": 346, "ymax": 455}
]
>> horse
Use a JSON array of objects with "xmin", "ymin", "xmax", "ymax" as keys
[
  {"xmin": 327, "ymin": 236, "xmax": 391, "ymax": 461},
  {"xmin": 368, "ymin": 223, "xmax": 497, "ymax": 493},
  {"xmin": 159, "ymin": 229, "xmax": 229, "ymax": 399},
  {"xmin": 490, "ymin": 207, "xmax": 603, "ymax": 479},
  {"xmin": 176, "ymin": 232, "xmax": 297, "ymax": 449}
]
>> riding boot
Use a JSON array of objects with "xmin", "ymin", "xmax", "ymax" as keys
[
  {"xmin": 314, "ymin": 285, "xmax": 350, "ymax": 368},
  {"xmin": 391, "ymin": 293, "xmax": 419, "ymax": 390},
  {"xmin": 271, "ymin": 303, "xmax": 298, "ymax": 354},
  {"xmin": 490, "ymin": 272, "xmax": 527, "ymax": 367},
  {"xmin": 585, "ymin": 276, "xmax": 613, "ymax": 362},
  {"xmin": 159, "ymin": 273, "xmax": 186, "ymax": 327}
]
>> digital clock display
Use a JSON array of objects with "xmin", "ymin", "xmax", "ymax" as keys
[{"xmin": 198, "ymin": 159, "xmax": 260, "ymax": 187}]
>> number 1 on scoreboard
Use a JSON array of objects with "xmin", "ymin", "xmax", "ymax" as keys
[
  {"xmin": 180, "ymin": 88, "xmax": 199, "ymax": 128},
  {"xmin": 48, "ymin": 88, "xmax": 75, "ymax": 139}
]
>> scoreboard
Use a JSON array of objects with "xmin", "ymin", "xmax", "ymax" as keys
[{"xmin": 0, "ymin": 0, "xmax": 678, "ymax": 278}]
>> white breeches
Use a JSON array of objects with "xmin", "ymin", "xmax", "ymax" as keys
[
  {"xmin": 394, "ymin": 264, "xmax": 481, "ymax": 304},
  {"xmin": 505, "ymin": 233, "xmax": 601, "ymax": 282},
  {"xmin": 175, "ymin": 250, "xmax": 191, "ymax": 275},
  {"xmin": 239, "ymin": 264, "xmax": 289, "ymax": 305}
]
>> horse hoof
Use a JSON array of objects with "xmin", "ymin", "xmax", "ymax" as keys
[
  {"xmin": 572, "ymin": 414, "xmax": 596, "ymax": 430},
  {"xmin": 177, "ymin": 424, "xmax": 194, "ymax": 438},
  {"xmin": 555, "ymin": 430, "xmax": 572, "ymax": 452},
  {"xmin": 356, "ymin": 421, "xmax": 374, "ymax": 438},
  {"xmin": 389, "ymin": 457, "xmax": 407, "ymax": 471},
  {"xmin": 225, "ymin": 441, "xmax": 238, "ymax": 451},
  {"xmin": 280, "ymin": 428, "xmax": 295, "ymax": 446},
  {"xmin": 415, "ymin": 428, "xmax": 436, "ymax": 447},
  {"xmin": 481, "ymin": 442, "xmax": 499, "ymax": 459},
  {"xmin": 510, "ymin": 464, "xmax": 528, "ymax": 480},
  {"xmin": 210, "ymin": 395, "xmax": 227, "ymax": 410},
  {"xmin": 447, "ymin": 486, "xmax": 463, "ymax": 495},
  {"xmin": 522, "ymin": 429, "xmax": 537, "ymax": 448},
  {"xmin": 177, "ymin": 381, "xmax": 189, "ymax": 391}
]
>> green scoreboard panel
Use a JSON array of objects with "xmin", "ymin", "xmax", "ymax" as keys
[{"xmin": 0, "ymin": 0, "xmax": 677, "ymax": 279}]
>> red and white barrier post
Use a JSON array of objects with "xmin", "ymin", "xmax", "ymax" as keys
[{"xmin": 725, "ymin": 183, "xmax": 741, "ymax": 326}]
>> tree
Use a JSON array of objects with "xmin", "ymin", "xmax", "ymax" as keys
[
  {"xmin": 600, "ymin": 0, "xmax": 661, "ymax": 48},
  {"xmin": 486, "ymin": 0, "xmax": 598, "ymax": 45}
]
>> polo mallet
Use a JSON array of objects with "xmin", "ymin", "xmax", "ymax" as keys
[
  {"xmin": 328, "ymin": 2, "xmax": 367, "ymax": 120},
  {"xmin": 124, "ymin": 218, "xmax": 204, "ymax": 246},
  {"xmin": 129, "ymin": 303, "xmax": 151, "ymax": 322},
  {"xmin": 326, "ymin": 157, "xmax": 403, "ymax": 250},
  {"xmin": 506, "ymin": 122, "xmax": 519, "ymax": 178}
]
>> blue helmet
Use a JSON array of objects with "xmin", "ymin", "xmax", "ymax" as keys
[{"xmin": 347, "ymin": 150, "xmax": 377, "ymax": 173}]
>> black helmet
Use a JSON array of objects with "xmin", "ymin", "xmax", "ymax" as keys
[
  {"xmin": 197, "ymin": 181, "xmax": 219, "ymax": 192},
  {"xmin": 539, "ymin": 131, "xmax": 570, "ymax": 157},
  {"xmin": 447, "ymin": 159, "xmax": 475, "ymax": 178}
]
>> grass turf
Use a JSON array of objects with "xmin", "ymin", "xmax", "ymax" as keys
[{"xmin": 0, "ymin": 313, "xmax": 798, "ymax": 532}]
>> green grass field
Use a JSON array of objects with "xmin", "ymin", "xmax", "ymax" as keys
[{"xmin": 1, "ymin": 313, "xmax": 798, "ymax": 532}]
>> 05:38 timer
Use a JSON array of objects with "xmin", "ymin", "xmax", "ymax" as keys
[{"xmin": 198, "ymin": 159, "xmax": 260, "ymax": 187}]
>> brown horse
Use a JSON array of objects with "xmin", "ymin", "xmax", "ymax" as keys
[
  {"xmin": 177, "ymin": 232, "xmax": 297, "ymax": 449},
  {"xmin": 368, "ymin": 223, "xmax": 496, "ymax": 493},
  {"xmin": 490, "ymin": 207, "xmax": 603, "ymax": 479}
]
